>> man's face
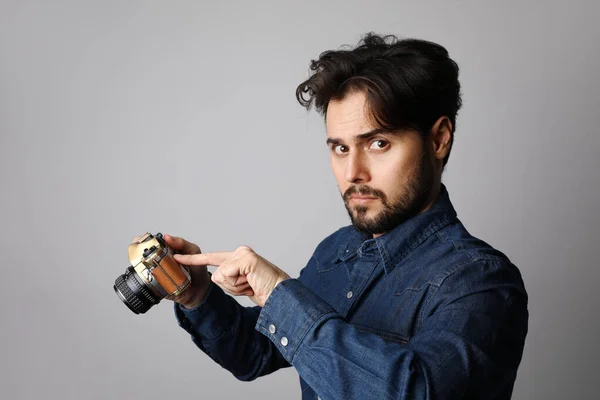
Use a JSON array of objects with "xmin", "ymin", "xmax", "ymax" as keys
[{"xmin": 326, "ymin": 90, "xmax": 435, "ymax": 237}]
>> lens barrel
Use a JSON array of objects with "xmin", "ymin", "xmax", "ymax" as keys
[{"xmin": 113, "ymin": 266, "xmax": 161, "ymax": 314}]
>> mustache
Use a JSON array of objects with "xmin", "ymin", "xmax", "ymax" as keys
[{"xmin": 343, "ymin": 185, "xmax": 386, "ymax": 201}]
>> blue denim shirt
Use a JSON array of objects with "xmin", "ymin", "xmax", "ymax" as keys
[{"xmin": 174, "ymin": 185, "xmax": 528, "ymax": 399}]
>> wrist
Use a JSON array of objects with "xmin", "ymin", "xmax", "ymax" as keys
[
  {"xmin": 275, "ymin": 272, "xmax": 291, "ymax": 288},
  {"xmin": 265, "ymin": 274, "xmax": 291, "ymax": 304},
  {"xmin": 180, "ymin": 278, "xmax": 211, "ymax": 310}
]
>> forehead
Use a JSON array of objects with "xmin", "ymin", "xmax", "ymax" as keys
[{"xmin": 325, "ymin": 91, "xmax": 376, "ymax": 139}]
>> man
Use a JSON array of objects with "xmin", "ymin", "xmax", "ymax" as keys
[{"xmin": 166, "ymin": 33, "xmax": 529, "ymax": 399}]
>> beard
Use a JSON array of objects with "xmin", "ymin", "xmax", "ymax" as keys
[{"xmin": 342, "ymin": 149, "xmax": 435, "ymax": 236}]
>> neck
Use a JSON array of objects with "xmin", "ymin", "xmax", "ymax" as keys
[{"xmin": 419, "ymin": 181, "xmax": 443, "ymax": 216}]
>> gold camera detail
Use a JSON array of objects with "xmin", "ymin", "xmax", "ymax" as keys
[{"xmin": 114, "ymin": 232, "xmax": 191, "ymax": 314}]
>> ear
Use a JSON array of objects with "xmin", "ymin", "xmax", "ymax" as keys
[{"xmin": 429, "ymin": 116, "xmax": 453, "ymax": 162}]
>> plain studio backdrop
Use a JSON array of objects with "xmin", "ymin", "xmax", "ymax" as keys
[{"xmin": 1, "ymin": 1, "xmax": 598, "ymax": 399}]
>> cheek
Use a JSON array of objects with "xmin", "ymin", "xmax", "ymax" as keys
[
  {"xmin": 331, "ymin": 163, "xmax": 353, "ymax": 198},
  {"xmin": 373, "ymin": 155, "xmax": 418, "ymax": 191},
  {"xmin": 330, "ymin": 157, "xmax": 344, "ymax": 180}
]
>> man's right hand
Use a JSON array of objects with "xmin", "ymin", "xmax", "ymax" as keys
[{"xmin": 133, "ymin": 233, "xmax": 211, "ymax": 310}]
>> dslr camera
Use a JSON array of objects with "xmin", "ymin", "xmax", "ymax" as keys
[{"xmin": 113, "ymin": 232, "xmax": 191, "ymax": 314}]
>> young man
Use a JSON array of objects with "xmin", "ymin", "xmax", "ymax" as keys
[{"xmin": 167, "ymin": 33, "xmax": 529, "ymax": 399}]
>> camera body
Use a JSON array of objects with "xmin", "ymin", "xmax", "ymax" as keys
[{"xmin": 114, "ymin": 232, "xmax": 191, "ymax": 314}]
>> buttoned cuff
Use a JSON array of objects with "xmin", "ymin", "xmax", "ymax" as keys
[
  {"xmin": 255, "ymin": 278, "xmax": 336, "ymax": 363},
  {"xmin": 174, "ymin": 279, "xmax": 235, "ymax": 340}
]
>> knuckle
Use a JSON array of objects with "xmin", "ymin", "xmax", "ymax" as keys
[{"xmin": 237, "ymin": 245, "xmax": 253, "ymax": 254}]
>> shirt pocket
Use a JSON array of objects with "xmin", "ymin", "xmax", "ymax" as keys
[
  {"xmin": 350, "ymin": 272, "xmax": 431, "ymax": 341},
  {"xmin": 390, "ymin": 283, "xmax": 436, "ymax": 337}
]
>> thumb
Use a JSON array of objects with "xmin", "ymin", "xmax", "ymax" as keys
[{"xmin": 164, "ymin": 234, "xmax": 200, "ymax": 254}]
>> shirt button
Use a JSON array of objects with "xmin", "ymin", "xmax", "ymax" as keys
[
  {"xmin": 347, "ymin": 291, "xmax": 353, "ymax": 299},
  {"xmin": 269, "ymin": 324, "xmax": 276, "ymax": 334},
  {"xmin": 281, "ymin": 337, "xmax": 288, "ymax": 346}
]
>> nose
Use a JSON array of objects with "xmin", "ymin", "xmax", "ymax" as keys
[{"xmin": 345, "ymin": 149, "xmax": 370, "ymax": 183}]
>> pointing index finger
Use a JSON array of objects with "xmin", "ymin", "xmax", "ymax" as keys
[{"xmin": 174, "ymin": 251, "xmax": 231, "ymax": 266}]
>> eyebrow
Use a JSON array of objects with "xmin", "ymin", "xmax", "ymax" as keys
[{"xmin": 326, "ymin": 128, "xmax": 392, "ymax": 146}]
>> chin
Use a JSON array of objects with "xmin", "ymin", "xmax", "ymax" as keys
[{"xmin": 352, "ymin": 211, "xmax": 381, "ymax": 226}]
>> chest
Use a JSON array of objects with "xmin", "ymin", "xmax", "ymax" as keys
[{"xmin": 301, "ymin": 253, "xmax": 438, "ymax": 344}]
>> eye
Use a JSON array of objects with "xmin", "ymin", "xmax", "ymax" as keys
[
  {"xmin": 369, "ymin": 139, "xmax": 389, "ymax": 150},
  {"xmin": 333, "ymin": 144, "xmax": 349, "ymax": 155}
]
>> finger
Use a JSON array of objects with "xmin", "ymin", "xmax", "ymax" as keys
[
  {"xmin": 227, "ymin": 283, "xmax": 252, "ymax": 295},
  {"xmin": 211, "ymin": 271, "xmax": 250, "ymax": 294},
  {"xmin": 164, "ymin": 234, "xmax": 201, "ymax": 254},
  {"xmin": 214, "ymin": 265, "xmax": 240, "ymax": 287},
  {"xmin": 174, "ymin": 251, "xmax": 232, "ymax": 266},
  {"xmin": 218, "ymin": 263, "xmax": 242, "ymax": 281},
  {"xmin": 211, "ymin": 275, "xmax": 232, "ymax": 294},
  {"xmin": 216, "ymin": 264, "xmax": 252, "ymax": 292},
  {"xmin": 233, "ymin": 274, "xmax": 248, "ymax": 286},
  {"xmin": 230, "ymin": 289, "xmax": 255, "ymax": 297},
  {"xmin": 221, "ymin": 283, "xmax": 254, "ymax": 297}
]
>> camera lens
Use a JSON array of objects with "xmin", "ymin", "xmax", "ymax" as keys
[{"xmin": 113, "ymin": 266, "xmax": 160, "ymax": 314}]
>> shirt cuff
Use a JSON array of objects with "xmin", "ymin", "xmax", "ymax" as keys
[
  {"xmin": 174, "ymin": 279, "xmax": 236, "ymax": 340},
  {"xmin": 255, "ymin": 278, "xmax": 336, "ymax": 363}
]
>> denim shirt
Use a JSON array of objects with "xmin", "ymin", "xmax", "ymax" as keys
[{"xmin": 174, "ymin": 185, "xmax": 529, "ymax": 399}]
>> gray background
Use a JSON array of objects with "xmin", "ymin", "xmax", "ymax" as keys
[{"xmin": 1, "ymin": 1, "xmax": 598, "ymax": 399}]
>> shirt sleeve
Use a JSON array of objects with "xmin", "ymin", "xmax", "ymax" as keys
[
  {"xmin": 255, "ymin": 259, "xmax": 528, "ymax": 399},
  {"xmin": 174, "ymin": 277, "xmax": 291, "ymax": 381}
]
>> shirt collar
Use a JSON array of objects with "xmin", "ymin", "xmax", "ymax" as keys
[{"xmin": 335, "ymin": 184, "xmax": 457, "ymax": 274}]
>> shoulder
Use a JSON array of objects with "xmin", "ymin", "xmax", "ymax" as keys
[
  {"xmin": 431, "ymin": 221, "xmax": 527, "ymax": 296},
  {"xmin": 436, "ymin": 220, "xmax": 510, "ymax": 264}
]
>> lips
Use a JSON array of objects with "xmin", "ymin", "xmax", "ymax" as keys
[{"xmin": 349, "ymin": 196, "xmax": 378, "ymax": 204}]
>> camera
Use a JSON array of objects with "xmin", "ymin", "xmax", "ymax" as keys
[{"xmin": 113, "ymin": 232, "xmax": 191, "ymax": 314}]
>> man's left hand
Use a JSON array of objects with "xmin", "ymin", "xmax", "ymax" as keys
[{"xmin": 173, "ymin": 246, "xmax": 291, "ymax": 307}]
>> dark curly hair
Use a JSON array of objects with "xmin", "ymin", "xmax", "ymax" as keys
[{"xmin": 296, "ymin": 32, "xmax": 462, "ymax": 166}]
